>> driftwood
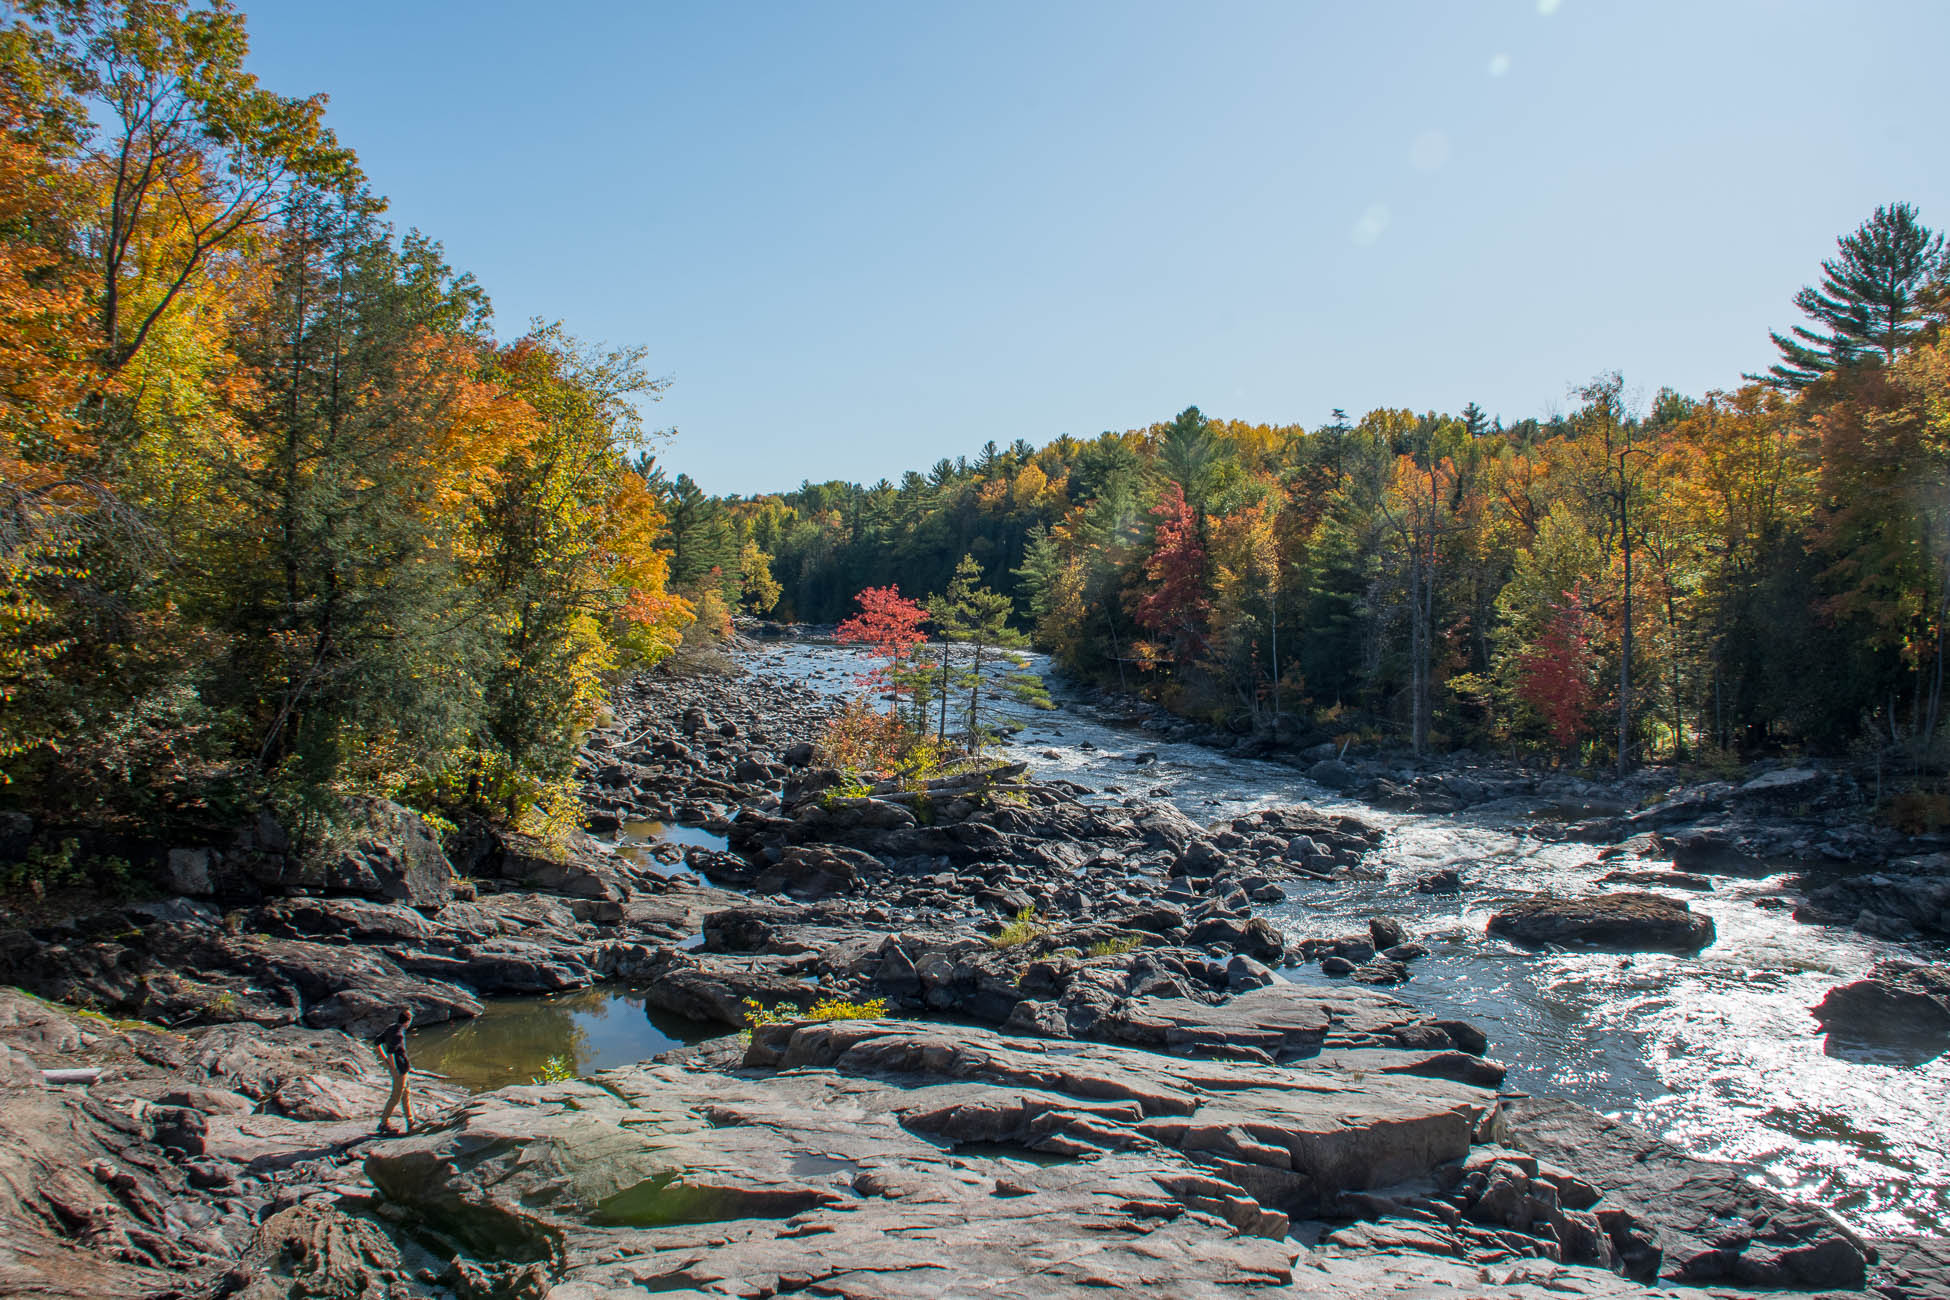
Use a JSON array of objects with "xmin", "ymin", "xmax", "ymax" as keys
[
  {"xmin": 867, "ymin": 763, "xmax": 1031, "ymax": 806},
  {"xmin": 40, "ymin": 1068, "xmax": 100, "ymax": 1086}
]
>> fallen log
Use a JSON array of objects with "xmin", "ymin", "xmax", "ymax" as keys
[{"xmin": 41, "ymin": 1068, "xmax": 100, "ymax": 1086}]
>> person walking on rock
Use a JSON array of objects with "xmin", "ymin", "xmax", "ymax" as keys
[{"xmin": 373, "ymin": 1008, "xmax": 415, "ymax": 1134}]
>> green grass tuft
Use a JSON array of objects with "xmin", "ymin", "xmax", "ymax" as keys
[{"xmin": 987, "ymin": 905, "xmax": 1048, "ymax": 949}]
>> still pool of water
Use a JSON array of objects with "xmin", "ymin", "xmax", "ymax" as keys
[
  {"xmin": 625, "ymin": 820, "xmax": 731, "ymax": 854},
  {"xmin": 408, "ymin": 988, "xmax": 721, "ymax": 1092},
  {"xmin": 610, "ymin": 820, "xmax": 733, "ymax": 883}
]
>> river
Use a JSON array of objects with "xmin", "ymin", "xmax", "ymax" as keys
[{"xmin": 751, "ymin": 638, "xmax": 1950, "ymax": 1238}]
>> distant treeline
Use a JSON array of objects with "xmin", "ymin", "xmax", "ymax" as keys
[{"xmin": 679, "ymin": 204, "xmax": 1950, "ymax": 764}]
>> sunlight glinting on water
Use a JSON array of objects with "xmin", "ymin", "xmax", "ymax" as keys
[{"xmin": 754, "ymin": 639, "xmax": 1950, "ymax": 1235}]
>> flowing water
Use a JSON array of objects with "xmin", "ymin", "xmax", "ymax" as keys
[{"xmin": 748, "ymin": 638, "xmax": 1950, "ymax": 1237}]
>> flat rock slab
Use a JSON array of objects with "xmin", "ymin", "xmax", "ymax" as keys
[
  {"xmin": 1488, "ymin": 891, "xmax": 1716, "ymax": 954},
  {"xmin": 364, "ymin": 1017, "xmax": 1497, "ymax": 1295},
  {"xmin": 1095, "ymin": 980, "xmax": 1484, "ymax": 1062}
]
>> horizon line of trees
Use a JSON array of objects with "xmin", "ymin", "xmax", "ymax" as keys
[{"xmin": 692, "ymin": 203, "xmax": 1950, "ymax": 769}]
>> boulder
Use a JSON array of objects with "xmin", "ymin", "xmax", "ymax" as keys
[
  {"xmin": 1664, "ymin": 830, "xmax": 1765, "ymax": 873},
  {"xmin": 291, "ymin": 798, "xmax": 456, "ymax": 906},
  {"xmin": 1597, "ymin": 868, "xmax": 1713, "ymax": 892},
  {"xmin": 1811, "ymin": 961, "xmax": 1950, "ymax": 1045},
  {"xmin": 1487, "ymin": 892, "xmax": 1715, "ymax": 954},
  {"xmin": 165, "ymin": 847, "xmax": 217, "ymax": 896},
  {"xmin": 750, "ymin": 844, "xmax": 879, "ymax": 898},
  {"xmin": 1309, "ymin": 759, "xmax": 1360, "ymax": 791},
  {"xmin": 1417, "ymin": 868, "xmax": 1464, "ymax": 895},
  {"xmin": 636, "ymin": 950, "xmax": 818, "ymax": 1027},
  {"xmin": 1185, "ymin": 914, "xmax": 1286, "ymax": 964},
  {"xmin": 1368, "ymin": 916, "xmax": 1408, "ymax": 949}
]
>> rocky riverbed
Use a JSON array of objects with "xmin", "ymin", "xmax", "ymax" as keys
[{"xmin": 1, "ymin": 642, "xmax": 1946, "ymax": 1298}]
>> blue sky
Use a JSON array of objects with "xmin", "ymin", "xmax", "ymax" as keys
[{"xmin": 233, "ymin": 1, "xmax": 1948, "ymax": 494}]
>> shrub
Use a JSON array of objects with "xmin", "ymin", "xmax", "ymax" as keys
[
  {"xmin": 1883, "ymin": 789, "xmax": 1950, "ymax": 834},
  {"xmin": 741, "ymin": 995, "xmax": 891, "ymax": 1029},
  {"xmin": 0, "ymin": 837, "xmax": 137, "ymax": 900},
  {"xmin": 1085, "ymin": 935, "xmax": 1143, "ymax": 958},
  {"xmin": 816, "ymin": 698, "xmax": 953, "ymax": 788},
  {"xmin": 531, "ymin": 1054, "xmax": 577, "ymax": 1084},
  {"xmin": 987, "ymin": 905, "xmax": 1048, "ymax": 949}
]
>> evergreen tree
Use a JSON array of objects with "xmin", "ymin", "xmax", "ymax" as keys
[
  {"xmin": 926, "ymin": 554, "xmax": 1048, "ymax": 750},
  {"xmin": 1758, "ymin": 202, "xmax": 1947, "ymax": 389},
  {"xmin": 657, "ymin": 472, "xmax": 738, "ymax": 596},
  {"xmin": 1159, "ymin": 406, "xmax": 1219, "ymax": 508},
  {"xmin": 1012, "ymin": 523, "xmax": 1063, "ymax": 624}
]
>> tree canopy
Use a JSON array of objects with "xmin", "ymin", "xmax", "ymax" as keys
[{"xmin": 0, "ymin": 0, "xmax": 694, "ymax": 842}]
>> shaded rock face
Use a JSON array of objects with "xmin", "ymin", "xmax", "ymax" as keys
[
  {"xmin": 1799, "ymin": 858, "xmax": 1950, "ymax": 941},
  {"xmin": 1487, "ymin": 892, "xmax": 1716, "ymax": 954},
  {"xmin": 1812, "ymin": 961, "xmax": 1950, "ymax": 1045},
  {"xmin": 1498, "ymin": 1097, "xmax": 1872, "ymax": 1290},
  {"xmin": 290, "ymin": 797, "xmax": 456, "ymax": 907}
]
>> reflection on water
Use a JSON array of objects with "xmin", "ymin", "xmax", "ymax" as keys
[
  {"xmin": 614, "ymin": 820, "xmax": 732, "ymax": 880},
  {"xmin": 747, "ymin": 639, "xmax": 1950, "ymax": 1236},
  {"xmin": 626, "ymin": 820, "xmax": 730, "ymax": 853},
  {"xmin": 408, "ymin": 987, "xmax": 720, "ymax": 1093}
]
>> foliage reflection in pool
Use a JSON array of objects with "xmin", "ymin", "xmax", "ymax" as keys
[{"xmin": 408, "ymin": 987, "xmax": 721, "ymax": 1092}]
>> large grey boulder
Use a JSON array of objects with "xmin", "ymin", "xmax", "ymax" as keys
[
  {"xmin": 1488, "ymin": 892, "xmax": 1715, "ymax": 954},
  {"xmin": 292, "ymin": 797, "xmax": 456, "ymax": 906},
  {"xmin": 1309, "ymin": 758, "xmax": 1360, "ymax": 790}
]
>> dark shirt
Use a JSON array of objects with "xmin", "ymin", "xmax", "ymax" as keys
[{"xmin": 374, "ymin": 1021, "xmax": 409, "ymax": 1072}]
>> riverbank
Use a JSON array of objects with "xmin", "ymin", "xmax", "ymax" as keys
[{"xmin": 0, "ymin": 644, "xmax": 1944, "ymax": 1298}]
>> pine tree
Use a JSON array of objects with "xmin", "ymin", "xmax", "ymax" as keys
[
  {"xmin": 1012, "ymin": 523, "xmax": 1063, "ymax": 624},
  {"xmin": 657, "ymin": 472, "xmax": 739, "ymax": 597},
  {"xmin": 1159, "ymin": 406, "xmax": 1218, "ymax": 508},
  {"xmin": 927, "ymin": 554, "xmax": 1047, "ymax": 751},
  {"xmin": 1758, "ymin": 203, "xmax": 1947, "ymax": 389}
]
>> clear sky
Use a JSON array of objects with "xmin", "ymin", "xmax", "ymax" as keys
[{"xmin": 231, "ymin": 1, "xmax": 1947, "ymax": 495}]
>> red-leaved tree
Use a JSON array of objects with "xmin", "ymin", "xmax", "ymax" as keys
[
  {"xmin": 1518, "ymin": 582, "xmax": 1597, "ymax": 756},
  {"xmin": 836, "ymin": 585, "xmax": 929, "ymax": 714},
  {"xmin": 1134, "ymin": 482, "xmax": 1210, "ymax": 663}
]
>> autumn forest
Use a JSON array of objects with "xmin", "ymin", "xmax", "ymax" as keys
[
  {"xmin": 5, "ymin": 0, "xmax": 1950, "ymax": 856},
  {"xmin": 681, "ymin": 206, "xmax": 1950, "ymax": 771}
]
